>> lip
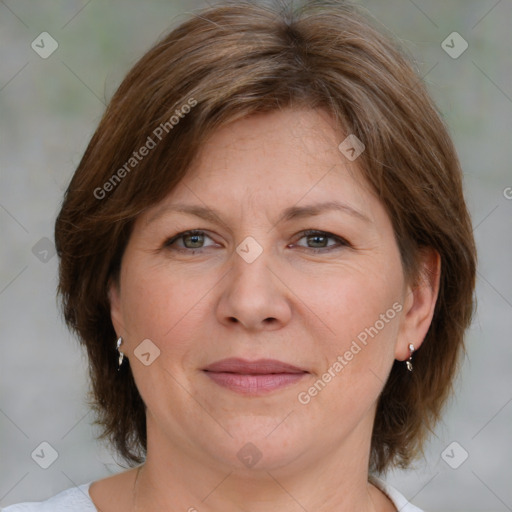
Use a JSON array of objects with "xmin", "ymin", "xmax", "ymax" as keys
[
  {"xmin": 204, "ymin": 358, "xmax": 307, "ymax": 374},
  {"xmin": 202, "ymin": 358, "xmax": 308, "ymax": 395}
]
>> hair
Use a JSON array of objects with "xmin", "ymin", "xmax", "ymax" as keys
[{"xmin": 54, "ymin": 0, "xmax": 477, "ymax": 474}]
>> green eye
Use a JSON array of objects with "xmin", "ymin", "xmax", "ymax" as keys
[
  {"xmin": 164, "ymin": 230, "xmax": 214, "ymax": 251},
  {"xmin": 163, "ymin": 229, "xmax": 350, "ymax": 254},
  {"xmin": 295, "ymin": 230, "xmax": 350, "ymax": 251}
]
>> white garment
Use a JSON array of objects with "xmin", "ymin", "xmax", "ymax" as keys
[{"xmin": 1, "ymin": 477, "xmax": 424, "ymax": 511}]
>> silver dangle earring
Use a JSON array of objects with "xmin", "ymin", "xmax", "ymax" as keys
[
  {"xmin": 406, "ymin": 343, "xmax": 415, "ymax": 372},
  {"xmin": 116, "ymin": 337, "xmax": 124, "ymax": 370}
]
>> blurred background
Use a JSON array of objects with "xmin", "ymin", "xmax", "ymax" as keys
[{"xmin": 1, "ymin": 1, "xmax": 511, "ymax": 510}]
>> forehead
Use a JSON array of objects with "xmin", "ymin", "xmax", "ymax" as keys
[
  {"xmin": 131, "ymin": 108, "xmax": 394, "ymax": 240},
  {"xmin": 188, "ymin": 108, "xmax": 355, "ymax": 179},
  {"xmin": 154, "ymin": 109, "xmax": 375, "ymax": 217}
]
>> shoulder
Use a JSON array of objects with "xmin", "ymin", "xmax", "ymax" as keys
[
  {"xmin": 370, "ymin": 475, "xmax": 425, "ymax": 512},
  {"xmin": 1, "ymin": 482, "xmax": 95, "ymax": 512}
]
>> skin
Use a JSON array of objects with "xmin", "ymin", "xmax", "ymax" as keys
[{"xmin": 89, "ymin": 108, "xmax": 440, "ymax": 512}]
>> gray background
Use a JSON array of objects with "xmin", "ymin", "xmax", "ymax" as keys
[{"xmin": 1, "ymin": 1, "xmax": 511, "ymax": 511}]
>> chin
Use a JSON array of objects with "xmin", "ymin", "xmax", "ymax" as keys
[{"xmin": 206, "ymin": 419, "xmax": 309, "ymax": 471}]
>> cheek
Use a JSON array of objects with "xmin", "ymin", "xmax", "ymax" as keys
[
  {"xmin": 302, "ymin": 260, "xmax": 402, "ymax": 339},
  {"xmin": 295, "ymin": 255, "xmax": 404, "ymax": 383},
  {"xmin": 121, "ymin": 270, "xmax": 169, "ymax": 339},
  {"xmin": 310, "ymin": 264, "xmax": 403, "ymax": 405},
  {"xmin": 118, "ymin": 260, "xmax": 209, "ymax": 408},
  {"xmin": 119, "ymin": 258, "xmax": 218, "ymax": 353},
  {"xmin": 293, "ymin": 275, "xmax": 402, "ymax": 444}
]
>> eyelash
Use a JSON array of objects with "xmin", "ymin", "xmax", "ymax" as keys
[{"xmin": 163, "ymin": 229, "xmax": 350, "ymax": 254}]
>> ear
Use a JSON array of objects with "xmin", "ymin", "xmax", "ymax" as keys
[
  {"xmin": 395, "ymin": 247, "xmax": 441, "ymax": 360},
  {"xmin": 108, "ymin": 276, "xmax": 124, "ymax": 337}
]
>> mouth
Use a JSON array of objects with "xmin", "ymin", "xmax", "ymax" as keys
[{"xmin": 202, "ymin": 358, "xmax": 309, "ymax": 395}]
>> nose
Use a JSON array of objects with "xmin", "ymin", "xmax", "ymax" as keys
[{"xmin": 215, "ymin": 243, "xmax": 292, "ymax": 332}]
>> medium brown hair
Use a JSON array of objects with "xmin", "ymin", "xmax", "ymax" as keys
[{"xmin": 55, "ymin": 0, "xmax": 476, "ymax": 473}]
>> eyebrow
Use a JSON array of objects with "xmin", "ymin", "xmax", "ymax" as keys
[{"xmin": 146, "ymin": 200, "xmax": 371, "ymax": 227}]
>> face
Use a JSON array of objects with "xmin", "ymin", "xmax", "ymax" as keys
[{"xmin": 109, "ymin": 108, "xmax": 424, "ymax": 474}]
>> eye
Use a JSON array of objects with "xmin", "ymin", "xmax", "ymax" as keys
[
  {"xmin": 293, "ymin": 230, "xmax": 350, "ymax": 252},
  {"xmin": 163, "ymin": 230, "xmax": 217, "ymax": 252},
  {"xmin": 163, "ymin": 229, "xmax": 350, "ymax": 254}
]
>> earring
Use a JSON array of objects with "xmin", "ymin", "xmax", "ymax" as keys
[
  {"xmin": 116, "ymin": 337, "xmax": 124, "ymax": 370},
  {"xmin": 406, "ymin": 343, "xmax": 415, "ymax": 372}
]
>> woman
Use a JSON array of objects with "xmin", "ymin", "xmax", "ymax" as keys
[{"xmin": 2, "ymin": 0, "xmax": 476, "ymax": 510}]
